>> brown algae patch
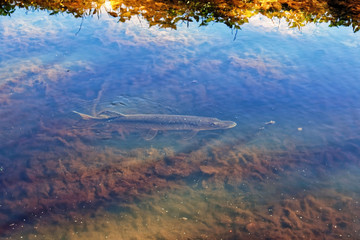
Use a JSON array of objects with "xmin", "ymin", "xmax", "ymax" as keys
[
  {"xmin": 3, "ymin": 170, "xmax": 360, "ymax": 240},
  {"xmin": 1, "ymin": 134, "xmax": 360, "ymax": 239}
]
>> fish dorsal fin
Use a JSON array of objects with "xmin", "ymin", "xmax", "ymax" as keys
[
  {"xmin": 97, "ymin": 110, "xmax": 126, "ymax": 118},
  {"xmin": 73, "ymin": 111, "xmax": 98, "ymax": 120}
]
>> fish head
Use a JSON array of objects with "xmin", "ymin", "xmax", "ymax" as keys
[{"xmin": 206, "ymin": 119, "xmax": 237, "ymax": 130}]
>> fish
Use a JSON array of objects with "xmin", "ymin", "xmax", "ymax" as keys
[{"xmin": 73, "ymin": 110, "xmax": 236, "ymax": 140}]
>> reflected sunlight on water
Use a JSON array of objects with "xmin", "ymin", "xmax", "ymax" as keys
[{"xmin": 1, "ymin": 0, "xmax": 360, "ymax": 239}]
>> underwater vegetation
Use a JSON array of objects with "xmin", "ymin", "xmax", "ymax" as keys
[{"xmin": 1, "ymin": 127, "xmax": 360, "ymax": 239}]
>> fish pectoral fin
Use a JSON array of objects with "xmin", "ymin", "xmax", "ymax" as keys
[
  {"xmin": 142, "ymin": 129, "xmax": 158, "ymax": 141},
  {"xmin": 183, "ymin": 130, "xmax": 199, "ymax": 140}
]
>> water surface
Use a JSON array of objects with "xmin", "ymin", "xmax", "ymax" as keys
[{"xmin": 0, "ymin": 0, "xmax": 360, "ymax": 239}]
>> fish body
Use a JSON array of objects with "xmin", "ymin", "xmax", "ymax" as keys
[{"xmin": 73, "ymin": 110, "xmax": 236, "ymax": 139}]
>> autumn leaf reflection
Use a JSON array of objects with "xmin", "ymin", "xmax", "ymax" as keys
[{"xmin": 1, "ymin": 0, "xmax": 359, "ymax": 31}]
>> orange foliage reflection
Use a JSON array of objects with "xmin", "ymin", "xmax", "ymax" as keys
[{"xmin": 1, "ymin": 0, "xmax": 359, "ymax": 31}]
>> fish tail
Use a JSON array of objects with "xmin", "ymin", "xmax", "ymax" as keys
[{"xmin": 73, "ymin": 111, "xmax": 97, "ymax": 120}]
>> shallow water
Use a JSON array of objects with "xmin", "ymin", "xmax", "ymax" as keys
[{"xmin": 1, "ymin": 0, "xmax": 360, "ymax": 239}]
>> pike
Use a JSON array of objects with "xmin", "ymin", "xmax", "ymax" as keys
[{"xmin": 73, "ymin": 110, "xmax": 236, "ymax": 140}]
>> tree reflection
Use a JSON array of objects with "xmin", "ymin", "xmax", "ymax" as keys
[{"xmin": 1, "ymin": 0, "xmax": 359, "ymax": 31}]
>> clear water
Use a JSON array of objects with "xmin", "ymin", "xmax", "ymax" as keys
[{"xmin": 0, "ymin": 3, "xmax": 360, "ymax": 239}]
